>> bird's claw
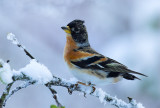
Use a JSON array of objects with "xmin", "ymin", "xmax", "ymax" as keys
[
  {"xmin": 90, "ymin": 86, "xmax": 96, "ymax": 94},
  {"xmin": 68, "ymin": 84, "xmax": 75, "ymax": 95},
  {"xmin": 76, "ymin": 81, "xmax": 96, "ymax": 94}
]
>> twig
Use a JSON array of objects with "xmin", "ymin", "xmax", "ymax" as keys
[
  {"xmin": 3, "ymin": 81, "xmax": 36, "ymax": 107},
  {"xmin": 7, "ymin": 33, "xmax": 35, "ymax": 59},
  {"xmin": 17, "ymin": 44, "xmax": 35, "ymax": 59},
  {"xmin": 47, "ymin": 86, "xmax": 63, "ymax": 108},
  {"xmin": 0, "ymin": 82, "xmax": 14, "ymax": 108}
]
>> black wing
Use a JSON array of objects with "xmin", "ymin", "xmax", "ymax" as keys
[{"xmin": 71, "ymin": 55, "xmax": 147, "ymax": 78}]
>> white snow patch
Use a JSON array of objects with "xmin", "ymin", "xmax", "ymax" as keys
[
  {"xmin": 0, "ymin": 59, "xmax": 13, "ymax": 84},
  {"xmin": 85, "ymin": 87, "xmax": 93, "ymax": 94},
  {"xmin": 62, "ymin": 77, "xmax": 78, "ymax": 84},
  {"xmin": 130, "ymin": 100, "xmax": 145, "ymax": 108},
  {"xmin": 110, "ymin": 96, "xmax": 127, "ymax": 107},
  {"xmin": 68, "ymin": 77, "xmax": 78, "ymax": 83},
  {"xmin": 7, "ymin": 33, "xmax": 19, "ymax": 45},
  {"xmin": 18, "ymin": 59, "xmax": 53, "ymax": 84},
  {"xmin": 94, "ymin": 88, "xmax": 106, "ymax": 104},
  {"xmin": 137, "ymin": 103, "xmax": 145, "ymax": 108},
  {"xmin": 0, "ymin": 59, "xmax": 53, "ymax": 84}
]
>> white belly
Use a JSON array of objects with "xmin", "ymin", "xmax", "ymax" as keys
[{"xmin": 69, "ymin": 67, "xmax": 123, "ymax": 85}]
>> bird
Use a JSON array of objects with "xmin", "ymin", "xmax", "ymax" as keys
[{"xmin": 61, "ymin": 19, "xmax": 147, "ymax": 85}]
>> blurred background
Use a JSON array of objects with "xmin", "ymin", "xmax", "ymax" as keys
[{"xmin": 0, "ymin": 0, "xmax": 160, "ymax": 108}]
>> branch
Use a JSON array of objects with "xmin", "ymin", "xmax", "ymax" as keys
[
  {"xmin": 46, "ymin": 77, "xmax": 145, "ymax": 108},
  {"xmin": 6, "ymin": 74, "xmax": 144, "ymax": 108},
  {"xmin": 0, "ymin": 60, "xmax": 145, "ymax": 108},
  {"xmin": 3, "ymin": 81, "xmax": 36, "ymax": 107}
]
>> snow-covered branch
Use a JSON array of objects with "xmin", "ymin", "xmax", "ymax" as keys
[
  {"xmin": 3, "ymin": 81, "xmax": 36, "ymax": 107},
  {"xmin": 0, "ymin": 58, "xmax": 145, "ymax": 108},
  {"xmin": 0, "ymin": 33, "xmax": 145, "ymax": 108},
  {"xmin": 46, "ymin": 77, "xmax": 145, "ymax": 108},
  {"xmin": 0, "ymin": 82, "xmax": 14, "ymax": 108}
]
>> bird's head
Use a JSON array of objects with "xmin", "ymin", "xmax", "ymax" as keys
[{"xmin": 61, "ymin": 19, "xmax": 90, "ymax": 47}]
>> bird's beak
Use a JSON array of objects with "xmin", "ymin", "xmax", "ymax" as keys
[{"xmin": 61, "ymin": 26, "xmax": 71, "ymax": 34}]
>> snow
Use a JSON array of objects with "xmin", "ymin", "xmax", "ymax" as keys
[
  {"xmin": 94, "ymin": 88, "xmax": 106, "ymax": 104},
  {"xmin": 0, "ymin": 58, "xmax": 53, "ymax": 84},
  {"xmin": 129, "ymin": 99, "xmax": 145, "ymax": 108},
  {"xmin": 63, "ymin": 77, "xmax": 78, "ymax": 84},
  {"xmin": 110, "ymin": 96, "xmax": 128, "ymax": 108},
  {"xmin": 0, "ymin": 59, "xmax": 13, "ymax": 84},
  {"xmin": 18, "ymin": 59, "xmax": 53, "ymax": 84},
  {"xmin": 136, "ymin": 103, "xmax": 145, "ymax": 108},
  {"xmin": 7, "ymin": 33, "xmax": 19, "ymax": 45},
  {"xmin": 91, "ymin": 87, "xmax": 145, "ymax": 108}
]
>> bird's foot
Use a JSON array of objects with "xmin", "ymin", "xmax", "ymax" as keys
[
  {"xmin": 87, "ymin": 81, "xmax": 96, "ymax": 94},
  {"xmin": 87, "ymin": 81, "xmax": 96, "ymax": 86},
  {"xmin": 90, "ymin": 86, "xmax": 96, "ymax": 94}
]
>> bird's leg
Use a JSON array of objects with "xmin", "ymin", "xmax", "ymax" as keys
[
  {"xmin": 90, "ymin": 86, "xmax": 96, "ymax": 94},
  {"xmin": 87, "ymin": 81, "xmax": 96, "ymax": 94},
  {"xmin": 87, "ymin": 81, "xmax": 95, "ymax": 86},
  {"xmin": 76, "ymin": 81, "xmax": 88, "ymax": 86},
  {"xmin": 74, "ymin": 81, "xmax": 87, "ymax": 97}
]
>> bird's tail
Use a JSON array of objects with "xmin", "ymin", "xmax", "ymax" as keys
[
  {"xmin": 125, "ymin": 69, "xmax": 148, "ymax": 77},
  {"xmin": 122, "ymin": 69, "xmax": 148, "ymax": 80},
  {"xmin": 122, "ymin": 73, "xmax": 141, "ymax": 80}
]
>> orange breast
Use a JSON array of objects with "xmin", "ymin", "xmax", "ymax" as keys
[{"xmin": 64, "ymin": 35, "xmax": 94, "ymax": 67}]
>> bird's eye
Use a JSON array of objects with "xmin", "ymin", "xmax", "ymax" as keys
[
  {"xmin": 71, "ymin": 28, "xmax": 75, "ymax": 31},
  {"xmin": 71, "ymin": 27, "xmax": 80, "ymax": 33},
  {"xmin": 75, "ymin": 27, "xmax": 81, "ymax": 33}
]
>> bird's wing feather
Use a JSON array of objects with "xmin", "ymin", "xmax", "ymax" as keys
[{"xmin": 71, "ymin": 48, "xmax": 147, "ymax": 77}]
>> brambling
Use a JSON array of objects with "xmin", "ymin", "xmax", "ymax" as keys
[{"xmin": 61, "ymin": 19, "xmax": 147, "ymax": 85}]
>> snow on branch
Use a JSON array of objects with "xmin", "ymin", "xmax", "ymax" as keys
[
  {"xmin": 0, "ymin": 59, "xmax": 13, "ymax": 84},
  {"xmin": 0, "ymin": 59, "xmax": 145, "ymax": 108},
  {"xmin": 3, "ymin": 81, "xmax": 36, "ymax": 107},
  {"xmin": 0, "ymin": 33, "xmax": 145, "ymax": 108},
  {"xmin": 0, "ymin": 59, "xmax": 53, "ymax": 85},
  {"xmin": 46, "ymin": 77, "xmax": 145, "ymax": 108},
  {"xmin": 0, "ymin": 82, "xmax": 14, "ymax": 108}
]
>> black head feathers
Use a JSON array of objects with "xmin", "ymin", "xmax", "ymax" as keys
[
  {"xmin": 67, "ymin": 19, "xmax": 89, "ymax": 45},
  {"xmin": 67, "ymin": 20, "xmax": 85, "ymax": 28}
]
